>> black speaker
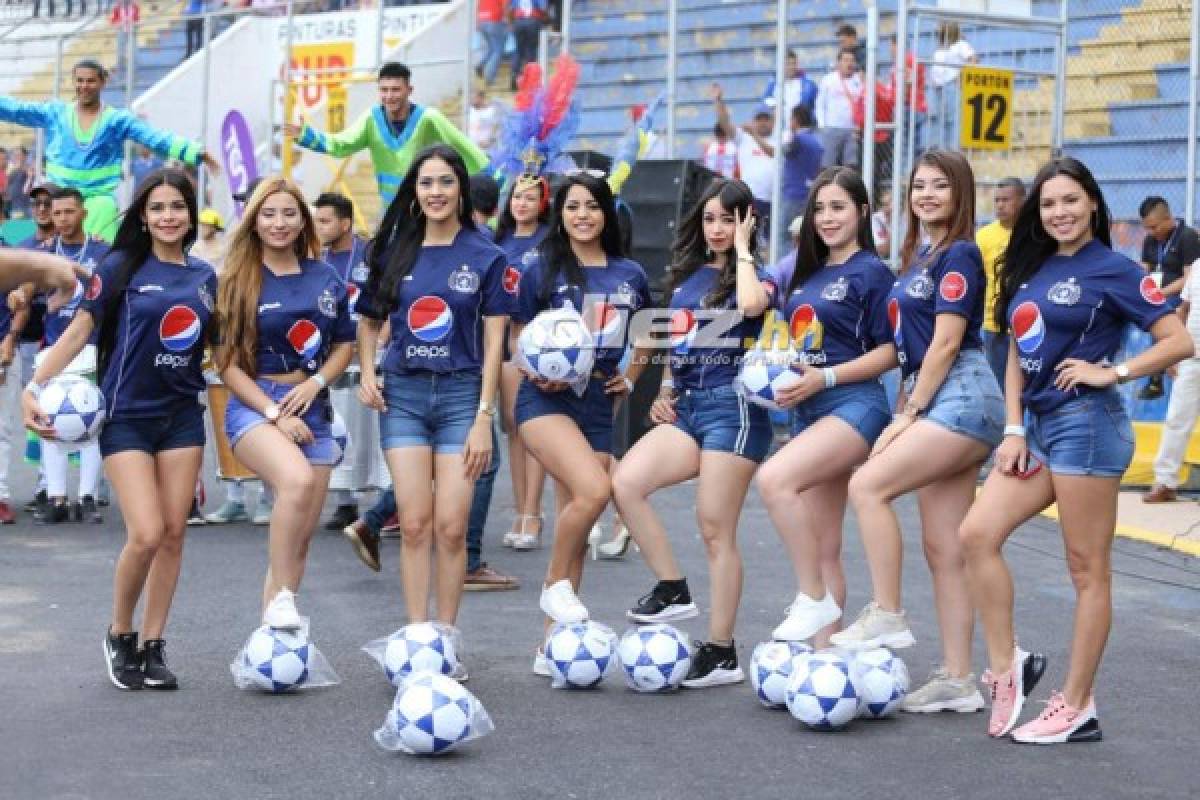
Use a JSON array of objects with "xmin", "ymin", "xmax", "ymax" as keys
[{"xmin": 567, "ymin": 149, "xmax": 614, "ymax": 175}]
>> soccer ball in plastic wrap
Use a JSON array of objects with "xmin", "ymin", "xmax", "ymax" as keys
[
  {"xmin": 545, "ymin": 621, "xmax": 617, "ymax": 689},
  {"xmin": 239, "ymin": 625, "xmax": 313, "ymax": 693},
  {"xmin": 39, "ymin": 377, "xmax": 105, "ymax": 443},
  {"xmin": 331, "ymin": 411, "xmax": 349, "ymax": 466},
  {"xmin": 750, "ymin": 640, "xmax": 813, "ymax": 709},
  {"xmin": 616, "ymin": 624, "xmax": 692, "ymax": 693},
  {"xmin": 517, "ymin": 308, "xmax": 596, "ymax": 383},
  {"xmin": 851, "ymin": 647, "xmax": 910, "ymax": 718},
  {"xmin": 381, "ymin": 623, "xmax": 458, "ymax": 686},
  {"xmin": 785, "ymin": 652, "xmax": 861, "ymax": 730},
  {"xmin": 734, "ymin": 351, "xmax": 802, "ymax": 412},
  {"xmin": 381, "ymin": 673, "xmax": 477, "ymax": 756}
]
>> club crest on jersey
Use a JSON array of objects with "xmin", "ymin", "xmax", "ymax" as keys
[
  {"xmin": 821, "ymin": 276, "xmax": 849, "ymax": 302},
  {"xmin": 448, "ymin": 265, "xmax": 480, "ymax": 294},
  {"xmin": 669, "ymin": 308, "xmax": 697, "ymax": 355},
  {"xmin": 906, "ymin": 271, "xmax": 934, "ymax": 300},
  {"xmin": 160, "ymin": 305, "xmax": 203, "ymax": 353},
  {"xmin": 503, "ymin": 266, "xmax": 521, "ymax": 295},
  {"xmin": 1011, "ymin": 301, "xmax": 1045, "ymax": 354},
  {"xmin": 1047, "ymin": 278, "xmax": 1081, "ymax": 306},
  {"xmin": 1140, "ymin": 276, "xmax": 1166, "ymax": 306},
  {"xmin": 614, "ymin": 282, "xmax": 637, "ymax": 305},
  {"xmin": 407, "ymin": 296, "xmax": 453, "ymax": 342},
  {"xmin": 351, "ymin": 264, "xmax": 369, "ymax": 283},
  {"xmin": 287, "ymin": 319, "xmax": 323, "ymax": 361},
  {"xmin": 197, "ymin": 283, "xmax": 214, "ymax": 312},
  {"xmin": 84, "ymin": 273, "xmax": 103, "ymax": 302},
  {"xmin": 939, "ymin": 271, "xmax": 968, "ymax": 303},
  {"xmin": 317, "ymin": 288, "xmax": 338, "ymax": 318}
]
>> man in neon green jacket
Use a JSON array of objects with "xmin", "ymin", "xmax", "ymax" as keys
[
  {"xmin": 0, "ymin": 59, "xmax": 218, "ymax": 241},
  {"xmin": 285, "ymin": 61, "xmax": 489, "ymax": 208}
]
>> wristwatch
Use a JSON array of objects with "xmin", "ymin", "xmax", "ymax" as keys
[
  {"xmin": 263, "ymin": 403, "xmax": 281, "ymax": 423},
  {"xmin": 1114, "ymin": 364, "xmax": 1130, "ymax": 384},
  {"xmin": 901, "ymin": 400, "xmax": 924, "ymax": 417},
  {"xmin": 477, "ymin": 401, "xmax": 497, "ymax": 417}
]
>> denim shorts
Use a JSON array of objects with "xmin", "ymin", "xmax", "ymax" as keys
[
  {"xmin": 380, "ymin": 370, "xmax": 481, "ymax": 454},
  {"xmin": 515, "ymin": 374, "xmax": 614, "ymax": 454},
  {"xmin": 225, "ymin": 378, "xmax": 340, "ymax": 466},
  {"xmin": 1027, "ymin": 390, "xmax": 1134, "ymax": 478},
  {"xmin": 672, "ymin": 384, "xmax": 773, "ymax": 463},
  {"xmin": 909, "ymin": 349, "xmax": 1005, "ymax": 448},
  {"xmin": 790, "ymin": 379, "xmax": 891, "ymax": 447},
  {"xmin": 99, "ymin": 403, "xmax": 206, "ymax": 458}
]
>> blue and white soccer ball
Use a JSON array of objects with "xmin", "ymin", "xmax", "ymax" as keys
[
  {"xmin": 785, "ymin": 652, "xmax": 861, "ymax": 730},
  {"xmin": 383, "ymin": 672, "xmax": 476, "ymax": 756},
  {"xmin": 545, "ymin": 621, "xmax": 617, "ymax": 689},
  {"xmin": 750, "ymin": 640, "xmax": 814, "ymax": 709},
  {"xmin": 734, "ymin": 351, "xmax": 802, "ymax": 412},
  {"xmin": 381, "ymin": 623, "xmax": 458, "ymax": 686},
  {"xmin": 852, "ymin": 648, "xmax": 910, "ymax": 718},
  {"xmin": 517, "ymin": 308, "xmax": 596, "ymax": 383},
  {"xmin": 240, "ymin": 625, "xmax": 313, "ymax": 693},
  {"xmin": 40, "ymin": 377, "xmax": 105, "ymax": 443},
  {"xmin": 616, "ymin": 624, "xmax": 692, "ymax": 693},
  {"xmin": 331, "ymin": 411, "xmax": 349, "ymax": 466}
]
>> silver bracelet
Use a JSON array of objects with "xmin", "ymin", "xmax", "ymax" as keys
[
  {"xmin": 1003, "ymin": 424, "xmax": 1026, "ymax": 438},
  {"xmin": 310, "ymin": 373, "xmax": 327, "ymax": 389},
  {"xmin": 25, "ymin": 379, "xmax": 45, "ymax": 399},
  {"xmin": 823, "ymin": 367, "xmax": 838, "ymax": 389}
]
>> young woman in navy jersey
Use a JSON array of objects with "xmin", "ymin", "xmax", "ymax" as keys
[
  {"xmin": 22, "ymin": 168, "xmax": 217, "ymax": 690},
  {"xmin": 960, "ymin": 158, "xmax": 1191, "ymax": 743},
  {"xmin": 755, "ymin": 168, "xmax": 897, "ymax": 649},
  {"xmin": 511, "ymin": 173, "xmax": 653, "ymax": 662},
  {"xmin": 494, "ymin": 176, "xmax": 551, "ymax": 550},
  {"xmin": 216, "ymin": 179, "xmax": 355, "ymax": 631},
  {"xmin": 831, "ymin": 150, "xmax": 1004, "ymax": 716},
  {"xmin": 357, "ymin": 145, "xmax": 510, "ymax": 643},
  {"xmin": 611, "ymin": 178, "xmax": 771, "ymax": 688}
]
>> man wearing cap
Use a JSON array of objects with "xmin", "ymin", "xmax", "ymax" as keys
[
  {"xmin": 191, "ymin": 208, "xmax": 226, "ymax": 268},
  {"xmin": 815, "ymin": 47, "xmax": 863, "ymax": 169},
  {"xmin": 711, "ymin": 82, "xmax": 776, "ymax": 236},
  {"xmin": 15, "ymin": 182, "xmax": 58, "ymax": 387},
  {"xmin": 0, "ymin": 59, "xmax": 219, "ymax": 241}
]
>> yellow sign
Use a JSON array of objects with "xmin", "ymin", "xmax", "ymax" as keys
[
  {"xmin": 960, "ymin": 65, "xmax": 1013, "ymax": 150},
  {"xmin": 290, "ymin": 41, "xmax": 355, "ymax": 115}
]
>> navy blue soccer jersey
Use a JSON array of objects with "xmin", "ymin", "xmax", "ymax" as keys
[
  {"xmin": 322, "ymin": 236, "xmax": 369, "ymax": 320},
  {"xmin": 1007, "ymin": 238, "xmax": 1173, "ymax": 414},
  {"xmin": 80, "ymin": 254, "xmax": 217, "ymax": 419},
  {"xmin": 254, "ymin": 257, "xmax": 356, "ymax": 375},
  {"xmin": 777, "ymin": 249, "xmax": 894, "ymax": 368},
  {"xmin": 512, "ymin": 252, "xmax": 654, "ymax": 376},
  {"xmin": 357, "ymin": 226, "xmax": 512, "ymax": 374},
  {"xmin": 668, "ymin": 265, "xmax": 775, "ymax": 390},
  {"xmin": 496, "ymin": 224, "xmax": 549, "ymax": 274},
  {"xmin": 43, "ymin": 237, "xmax": 110, "ymax": 346},
  {"xmin": 888, "ymin": 239, "xmax": 985, "ymax": 378}
]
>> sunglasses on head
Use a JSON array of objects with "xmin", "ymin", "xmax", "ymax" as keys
[{"xmin": 563, "ymin": 168, "xmax": 607, "ymax": 179}]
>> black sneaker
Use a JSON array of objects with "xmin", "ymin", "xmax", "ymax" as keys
[
  {"xmin": 324, "ymin": 504, "xmax": 359, "ymax": 531},
  {"xmin": 24, "ymin": 489, "xmax": 47, "ymax": 514},
  {"xmin": 37, "ymin": 500, "xmax": 69, "ymax": 525},
  {"xmin": 141, "ymin": 639, "xmax": 179, "ymax": 690},
  {"xmin": 626, "ymin": 579, "xmax": 699, "ymax": 623},
  {"xmin": 682, "ymin": 641, "xmax": 744, "ymax": 689},
  {"xmin": 104, "ymin": 628, "xmax": 144, "ymax": 690},
  {"xmin": 1139, "ymin": 375, "xmax": 1165, "ymax": 400}
]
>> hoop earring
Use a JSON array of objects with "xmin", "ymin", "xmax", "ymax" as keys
[{"xmin": 459, "ymin": 197, "xmax": 464, "ymax": 216}]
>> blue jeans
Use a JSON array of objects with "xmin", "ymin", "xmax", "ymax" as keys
[
  {"xmin": 911, "ymin": 349, "xmax": 1005, "ymax": 449},
  {"xmin": 1027, "ymin": 390, "xmax": 1134, "ymax": 478},
  {"xmin": 479, "ymin": 21, "xmax": 509, "ymax": 85},
  {"xmin": 364, "ymin": 425, "xmax": 500, "ymax": 572}
]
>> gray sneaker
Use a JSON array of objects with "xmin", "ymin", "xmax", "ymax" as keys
[
  {"xmin": 828, "ymin": 602, "xmax": 916, "ymax": 651},
  {"xmin": 901, "ymin": 667, "xmax": 985, "ymax": 713},
  {"xmin": 252, "ymin": 497, "xmax": 273, "ymax": 526},
  {"xmin": 204, "ymin": 500, "xmax": 249, "ymax": 524}
]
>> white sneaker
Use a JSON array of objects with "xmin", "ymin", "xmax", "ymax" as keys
[
  {"xmin": 901, "ymin": 667, "xmax": 985, "ymax": 713},
  {"xmin": 828, "ymin": 602, "xmax": 915, "ymax": 651},
  {"xmin": 539, "ymin": 579, "xmax": 588, "ymax": 624},
  {"xmin": 532, "ymin": 647, "xmax": 551, "ymax": 677},
  {"xmin": 771, "ymin": 591, "xmax": 842, "ymax": 642},
  {"xmin": 263, "ymin": 588, "xmax": 302, "ymax": 630}
]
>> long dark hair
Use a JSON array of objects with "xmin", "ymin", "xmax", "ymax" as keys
[
  {"xmin": 995, "ymin": 157, "xmax": 1111, "ymax": 333},
  {"xmin": 667, "ymin": 178, "xmax": 758, "ymax": 308},
  {"xmin": 899, "ymin": 148, "xmax": 976, "ymax": 270},
  {"xmin": 787, "ymin": 166, "xmax": 875, "ymax": 296},
  {"xmin": 365, "ymin": 145, "xmax": 474, "ymax": 311},
  {"xmin": 494, "ymin": 176, "xmax": 550, "ymax": 243},
  {"xmin": 97, "ymin": 168, "xmax": 198, "ymax": 380},
  {"xmin": 537, "ymin": 173, "xmax": 624, "ymax": 303}
]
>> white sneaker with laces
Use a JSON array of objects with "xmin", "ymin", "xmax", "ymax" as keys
[
  {"xmin": 771, "ymin": 591, "xmax": 842, "ymax": 642},
  {"xmin": 263, "ymin": 588, "xmax": 302, "ymax": 630},
  {"xmin": 828, "ymin": 601, "xmax": 915, "ymax": 650},
  {"xmin": 539, "ymin": 579, "xmax": 588, "ymax": 624},
  {"xmin": 901, "ymin": 667, "xmax": 985, "ymax": 713}
]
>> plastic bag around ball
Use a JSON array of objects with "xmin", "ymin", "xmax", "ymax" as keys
[
  {"xmin": 362, "ymin": 622, "xmax": 464, "ymax": 687},
  {"xmin": 544, "ymin": 620, "xmax": 618, "ymax": 690},
  {"xmin": 230, "ymin": 618, "xmax": 340, "ymax": 693},
  {"xmin": 732, "ymin": 346, "xmax": 803, "ymax": 412},
  {"xmin": 373, "ymin": 671, "xmax": 495, "ymax": 756}
]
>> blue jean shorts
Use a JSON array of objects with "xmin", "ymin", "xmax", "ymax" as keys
[
  {"xmin": 1027, "ymin": 390, "xmax": 1134, "ymax": 478},
  {"xmin": 671, "ymin": 384, "xmax": 773, "ymax": 463},
  {"xmin": 380, "ymin": 370, "xmax": 481, "ymax": 454},
  {"xmin": 790, "ymin": 379, "xmax": 891, "ymax": 447},
  {"xmin": 910, "ymin": 349, "xmax": 1005, "ymax": 449},
  {"xmin": 515, "ymin": 374, "xmax": 614, "ymax": 454},
  {"xmin": 225, "ymin": 378, "xmax": 340, "ymax": 466},
  {"xmin": 99, "ymin": 403, "xmax": 206, "ymax": 458}
]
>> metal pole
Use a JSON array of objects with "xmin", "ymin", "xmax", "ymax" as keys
[
  {"xmin": 1188, "ymin": 0, "xmax": 1199, "ymax": 226},
  {"xmin": 199, "ymin": 11, "xmax": 212, "ymax": 210},
  {"xmin": 1052, "ymin": 0, "xmax": 1068, "ymax": 157},
  {"xmin": 53, "ymin": 35, "xmax": 62, "ymax": 99},
  {"xmin": 282, "ymin": 0, "xmax": 296, "ymax": 179},
  {"xmin": 889, "ymin": 1, "xmax": 908, "ymax": 270},
  {"xmin": 768, "ymin": 0, "xmax": 787, "ymax": 266},
  {"xmin": 464, "ymin": 0, "xmax": 476, "ymax": 130},
  {"xmin": 561, "ymin": 0, "xmax": 572, "ymax": 55},
  {"xmin": 665, "ymin": 0, "xmax": 677, "ymax": 158},
  {"xmin": 125, "ymin": 13, "xmax": 135, "ymax": 107},
  {"xmin": 905, "ymin": 13, "xmax": 920, "ymax": 181},
  {"xmin": 375, "ymin": 0, "xmax": 386, "ymax": 68},
  {"xmin": 863, "ymin": 2, "xmax": 879, "ymax": 198}
]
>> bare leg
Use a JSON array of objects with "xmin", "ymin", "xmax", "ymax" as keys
[
  {"xmin": 140, "ymin": 447, "xmax": 204, "ymax": 639},
  {"xmin": 105, "ymin": 451, "xmax": 165, "ymax": 634},
  {"xmin": 695, "ymin": 451, "xmax": 758, "ymax": 642},
  {"xmin": 431, "ymin": 452, "xmax": 477, "ymax": 624},
  {"xmin": 384, "ymin": 447, "xmax": 435, "ymax": 622}
]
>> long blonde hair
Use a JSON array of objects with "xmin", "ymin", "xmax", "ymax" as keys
[{"xmin": 215, "ymin": 177, "xmax": 320, "ymax": 374}]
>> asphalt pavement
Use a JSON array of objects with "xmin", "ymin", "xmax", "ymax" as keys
[{"xmin": 1, "ymin": 449, "xmax": 1198, "ymax": 800}]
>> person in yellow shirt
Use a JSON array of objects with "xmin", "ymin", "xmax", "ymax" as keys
[{"xmin": 975, "ymin": 177, "xmax": 1025, "ymax": 385}]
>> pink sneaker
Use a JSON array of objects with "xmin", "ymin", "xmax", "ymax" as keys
[
  {"xmin": 1011, "ymin": 691, "xmax": 1102, "ymax": 744},
  {"xmin": 982, "ymin": 646, "xmax": 1047, "ymax": 737}
]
